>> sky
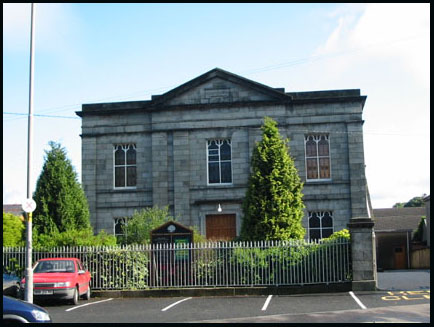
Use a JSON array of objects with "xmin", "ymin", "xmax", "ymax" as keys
[{"xmin": 3, "ymin": 3, "xmax": 430, "ymax": 209}]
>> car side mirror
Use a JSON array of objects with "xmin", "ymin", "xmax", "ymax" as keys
[{"xmin": 78, "ymin": 270, "xmax": 86, "ymax": 275}]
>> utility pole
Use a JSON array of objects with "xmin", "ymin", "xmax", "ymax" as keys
[{"xmin": 24, "ymin": 2, "xmax": 36, "ymax": 304}]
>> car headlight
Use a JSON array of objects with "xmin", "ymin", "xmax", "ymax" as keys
[
  {"xmin": 31, "ymin": 309, "xmax": 51, "ymax": 321},
  {"xmin": 54, "ymin": 281, "xmax": 71, "ymax": 287}
]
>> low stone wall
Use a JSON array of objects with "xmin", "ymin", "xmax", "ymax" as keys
[{"xmin": 91, "ymin": 282, "xmax": 352, "ymax": 298}]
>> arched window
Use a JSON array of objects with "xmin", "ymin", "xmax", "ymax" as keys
[
  {"xmin": 308, "ymin": 211, "xmax": 334, "ymax": 240},
  {"xmin": 207, "ymin": 139, "xmax": 232, "ymax": 184},
  {"xmin": 114, "ymin": 217, "xmax": 128, "ymax": 238},
  {"xmin": 304, "ymin": 135, "xmax": 331, "ymax": 180},
  {"xmin": 114, "ymin": 144, "xmax": 136, "ymax": 188}
]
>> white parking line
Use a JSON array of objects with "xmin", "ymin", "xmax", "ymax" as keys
[
  {"xmin": 349, "ymin": 291, "xmax": 367, "ymax": 310},
  {"xmin": 161, "ymin": 297, "xmax": 192, "ymax": 312},
  {"xmin": 261, "ymin": 295, "xmax": 273, "ymax": 311},
  {"xmin": 65, "ymin": 298, "xmax": 114, "ymax": 312}
]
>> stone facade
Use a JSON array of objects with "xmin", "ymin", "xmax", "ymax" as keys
[{"xmin": 77, "ymin": 68, "xmax": 370, "ymax": 238}]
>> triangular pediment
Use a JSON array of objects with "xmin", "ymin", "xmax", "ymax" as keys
[{"xmin": 151, "ymin": 68, "xmax": 291, "ymax": 106}]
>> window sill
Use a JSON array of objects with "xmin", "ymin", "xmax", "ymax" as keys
[
  {"xmin": 305, "ymin": 179, "xmax": 332, "ymax": 183},
  {"xmin": 207, "ymin": 183, "xmax": 234, "ymax": 187}
]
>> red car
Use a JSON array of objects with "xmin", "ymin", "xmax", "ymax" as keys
[{"xmin": 21, "ymin": 258, "xmax": 91, "ymax": 305}]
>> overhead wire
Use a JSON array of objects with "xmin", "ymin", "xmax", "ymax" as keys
[{"xmin": 3, "ymin": 33, "xmax": 426, "ymax": 127}]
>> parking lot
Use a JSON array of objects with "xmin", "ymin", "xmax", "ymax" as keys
[
  {"xmin": 36, "ymin": 290, "xmax": 429, "ymax": 323},
  {"xmin": 34, "ymin": 270, "xmax": 431, "ymax": 323}
]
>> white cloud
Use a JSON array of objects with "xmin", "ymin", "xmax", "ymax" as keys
[
  {"xmin": 313, "ymin": 3, "xmax": 430, "ymax": 88},
  {"xmin": 2, "ymin": 3, "xmax": 31, "ymax": 50},
  {"xmin": 348, "ymin": 3, "xmax": 430, "ymax": 88},
  {"xmin": 307, "ymin": 3, "xmax": 430, "ymax": 208},
  {"xmin": 3, "ymin": 184, "xmax": 25, "ymax": 205}
]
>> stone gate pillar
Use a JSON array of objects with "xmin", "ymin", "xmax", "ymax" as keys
[{"xmin": 348, "ymin": 217, "xmax": 377, "ymax": 291}]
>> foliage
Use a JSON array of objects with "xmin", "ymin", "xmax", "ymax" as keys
[
  {"xmin": 4, "ymin": 231, "xmax": 351, "ymax": 289},
  {"xmin": 189, "ymin": 225, "xmax": 207, "ymax": 243},
  {"xmin": 393, "ymin": 194, "xmax": 427, "ymax": 208},
  {"xmin": 196, "ymin": 232, "xmax": 351, "ymax": 286},
  {"xmin": 3, "ymin": 257, "xmax": 24, "ymax": 278},
  {"xmin": 120, "ymin": 206, "xmax": 207, "ymax": 244},
  {"xmin": 412, "ymin": 216, "xmax": 427, "ymax": 242},
  {"xmin": 32, "ymin": 228, "xmax": 117, "ymax": 248},
  {"xmin": 3, "ymin": 245, "xmax": 149, "ymax": 289},
  {"xmin": 33, "ymin": 141, "xmax": 90, "ymax": 235},
  {"xmin": 240, "ymin": 117, "xmax": 305, "ymax": 241},
  {"xmin": 120, "ymin": 206, "xmax": 174, "ymax": 244},
  {"xmin": 231, "ymin": 229, "xmax": 350, "ymax": 284},
  {"xmin": 86, "ymin": 246, "xmax": 149, "ymax": 290},
  {"xmin": 3, "ymin": 212, "xmax": 25, "ymax": 247},
  {"xmin": 323, "ymin": 228, "xmax": 350, "ymax": 242}
]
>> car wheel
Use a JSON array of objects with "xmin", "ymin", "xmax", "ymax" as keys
[
  {"xmin": 83, "ymin": 286, "xmax": 91, "ymax": 300},
  {"xmin": 72, "ymin": 287, "xmax": 79, "ymax": 305}
]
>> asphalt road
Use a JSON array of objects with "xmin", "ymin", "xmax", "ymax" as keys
[
  {"xmin": 36, "ymin": 270, "xmax": 431, "ymax": 323},
  {"xmin": 40, "ymin": 289, "xmax": 430, "ymax": 323}
]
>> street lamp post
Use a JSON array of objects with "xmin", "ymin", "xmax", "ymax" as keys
[{"xmin": 24, "ymin": 2, "xmax": 36, "ymax": 303}]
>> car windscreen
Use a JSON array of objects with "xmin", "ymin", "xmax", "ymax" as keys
[{"xmin": 34, "ymin": 260, "xmax": 75, "ymax": 273}]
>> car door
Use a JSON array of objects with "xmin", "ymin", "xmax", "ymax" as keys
[{"xmin": 76, "ymin": 260, "xmax": 87, "ymax": 295}]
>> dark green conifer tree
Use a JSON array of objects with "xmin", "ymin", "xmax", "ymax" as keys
[
  {"xmin": 240, "ymin": 117, "xmax": 305, "ymax": 241},
  {"xmin": 33, "ymin": 142, "xmax": 90, "ymax": 234}
]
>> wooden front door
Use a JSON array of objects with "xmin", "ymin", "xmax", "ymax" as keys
[
  {"xmin": 206, "ymin": 214, "xmax": 236, "ymax": 241},
  {"xmin": 394, "ymin": 246, "xmax": 406, "ymax": 269}
]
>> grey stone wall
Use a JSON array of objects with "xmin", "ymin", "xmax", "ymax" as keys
[{"xmin": 79, "ymin": 71, "xmax": 369, "ymax": 237}]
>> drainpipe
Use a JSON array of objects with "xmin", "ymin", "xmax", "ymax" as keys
[{"xmin": 407, "ymin": 231, "xmax": 410, "ymax": 269}]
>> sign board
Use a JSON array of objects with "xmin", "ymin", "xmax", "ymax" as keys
[
  {"xmin": 150, "ymin": 221, "xmax": 194, "ymax": 286},
  {"xmin": 174, "ymin": 237, "xmax": 190, "ymax": 260},
  {"xmin": 150, "ymin": 221, "xmax": 193, "ymax": 245},
  {"xmin": 22, "ymin": 198, "xmax": 37, "ymax": 213},
  {"xmin": 151, "ymin": 221, "xmax": 193, "ymax": 262}
]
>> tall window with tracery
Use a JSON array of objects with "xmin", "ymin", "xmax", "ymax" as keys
[
  {"xmin": 207, "ymin": 139, "xmax": 232, "ymax": 184},
  {"xmin": 305, "ymin": 135, "xmax": 331, "ymax": 180},
  {"xmin": 114, "ymin": 144, "xmax": 136, "ymax": 188},
  {"xmin": 308, "ymin": 211, "xmax": 333, "ymax": 240}
]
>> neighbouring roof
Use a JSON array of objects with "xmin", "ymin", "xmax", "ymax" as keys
[
  {"xmin": 3, "ymin": 204, "xmax": 24, "ymax": 217},
  {"xmin": 373, "ymin": 207, "xmax": 426, "ymax": 232}
]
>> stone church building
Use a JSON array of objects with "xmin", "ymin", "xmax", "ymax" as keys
[{"xmin": 77, "ymin": 68, "xmax": 371, "ymax": 241}]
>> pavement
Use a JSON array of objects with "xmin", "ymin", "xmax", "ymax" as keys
[
  {"xmin": 44, "ymin": 269, "xmax": 432, "ymax": 323},
  {"xmin": 190, "ymin": 303, "xmax": 430, "ymax": 323},
  {"xmin": 377, "ymin": 269, "xmax": 430, "ymax": 291},
  {"xmin": 189, "ymin": 271, "xmax": 432, "ymax": 323}
]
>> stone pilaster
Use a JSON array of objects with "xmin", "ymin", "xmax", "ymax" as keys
[
  {"xmin": 152, "ymin": 132, "xmax": 169, "ymax": 207},
  {"xmin": 348, "ymin": 217, "xmax": 377, "ymax": 291},
  {"xmin": 81, "ymin": 137, "xmax": 98, "ymax": 231},
  {"xmin": 173, "ymin": 131, "xmax": 190, "ymax": 225},
  {"xmin": 347, "ymin": 122, "xmax": 369, "ymax": 217}
]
